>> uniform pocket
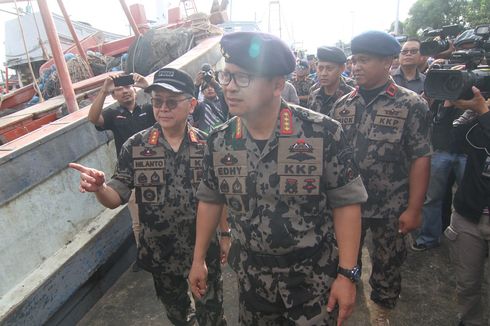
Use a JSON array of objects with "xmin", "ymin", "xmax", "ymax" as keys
[
  {"xmin": 369, "ymin": 141, "xmax": 402, "ymax": 163},
  {"xmin": 444, "ymin": 225, "xmax": 458, "ymax": 241}
]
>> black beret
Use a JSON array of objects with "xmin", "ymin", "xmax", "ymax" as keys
[
  {"xmin": 317, "ymin": 46, "xmax": 347, "ymax": 64},
  {"xmin": 220, "ymin": 32, "xmax": 296, "ymax": 76},
  {"xmin": 351, "ymin": 31, "xmax": 401, "ymax": 56}
]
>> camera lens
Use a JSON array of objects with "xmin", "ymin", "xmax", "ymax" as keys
[{"xmin": 443, "ymin": 75, "xmax": 462, "ymax": 93}]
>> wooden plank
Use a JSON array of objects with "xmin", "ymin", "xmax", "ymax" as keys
[
  {"xmin": 0, "ymin": 113, "xmax": 59, "ymax": 144},
  {"xmin": 0, "ymin": 85, "xmax": 36, "ymax": 110}
]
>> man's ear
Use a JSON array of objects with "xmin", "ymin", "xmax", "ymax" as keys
[
  {"xmin": 273, "ymin": 77, "xmax": 286, "ymax": 97},
  {"xmin": 189, "ymin": 98, "xmax": 198, "ymax": 114}
]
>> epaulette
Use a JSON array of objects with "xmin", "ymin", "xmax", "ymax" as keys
[
  {"xmin": 347, "ymin": 87, "xmax": 359, "ymax": 101},
  {"xmin": 385, "ymin": 82, "xmax": 398, "ymax": 97},
  {"xmin": 290, "ymin": 105, "xmax": 326, "ymax": 124}
]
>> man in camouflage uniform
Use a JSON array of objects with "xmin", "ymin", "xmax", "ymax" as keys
[
  {"xmin": 189, "ymin": 32, "xmax": 368, "ymax": 325},
  {"xmin": 308, "ymin": 46, "xmax": 354, "ymax": 116},
  {"xmin": 331, "ymin": 31, "xmax": 432, "ymax": 325},
  {"xmin": 291, "ymin": 59, "xmax": 315, "ymax": 107},
  {"xmin": 70, "ymin": 68, "xmax": 227, "ymax": 326}
]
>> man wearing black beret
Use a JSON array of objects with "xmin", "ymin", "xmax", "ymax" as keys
[
  {"xmin": 330, "ymin": 30, "xmax": 432, "ymax": 325},
  {"xmin": 189, "ymin": 31, "xmax": 368, "ymax": 325},
  {"xmin": 308, "ymin": 46, "xmax": 354, "ymax": 116}
]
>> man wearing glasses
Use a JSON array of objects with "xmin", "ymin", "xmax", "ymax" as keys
[
  {"xmin": 189, "ymin": 32, "xmax": 368, "ymax": 325},
  {"xmin": 70, "ymin": 68, "xmax": 227, "ymax": 326},
  {"xmin": 391, "ymin": 38, "xmax": 426, "ymax": 94}
]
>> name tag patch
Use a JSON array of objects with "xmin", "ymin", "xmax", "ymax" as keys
[
  {"xmin": 214, "ymin": 151, "xmax": 248, "ymax": 194},
  {"xmin": 133, "ymin": 146, "xmax": 165, "ymax": 169},
  {"xmin": 335, "ymin": 107, "xmax": 356, "ymax": 126}
]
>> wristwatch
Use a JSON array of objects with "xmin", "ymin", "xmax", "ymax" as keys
[
  {"xmin": 219, "ymin": 229, "xmax": 231, "ymax": 238},
  {"xmin": 337, "ymin": 265, "xmax": 361, "ymax": 284}
]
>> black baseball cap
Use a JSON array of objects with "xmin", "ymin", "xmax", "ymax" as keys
[{"xmin": 145, "ymin": 68, "xmax": 195, "ymax": 96}]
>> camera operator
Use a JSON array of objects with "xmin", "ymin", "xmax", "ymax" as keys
[
  {"xmin": 88, "ymin": 73, "xmax": 154, "ymax": 267},
  {"xmin": 192, "ymin": 64, "xmax": 229, "ymax": 132},
  {"xmin": 444, "ymin": 86, "xmax": 490, "ymax": 326}
]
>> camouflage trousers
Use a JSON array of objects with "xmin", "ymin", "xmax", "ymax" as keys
[
  {"xmin": 152, "ymin": 266, "xmax": 226, "ymax": 326},
  {"xmin": 238, "ymin": 288, "xmax": 337, "ymax": 326},
  {"xmin": 230, "ymin": 241, "xmax": 338, "ymax": 325},
  {"xmin": 359, "ymin": 217, "xmax": 407, "ymax": 309}
]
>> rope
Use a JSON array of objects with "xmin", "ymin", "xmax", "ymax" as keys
[
  {"xmin": 29, "ymin": 0, "xmax": 50, "ymax": 60},
  {"xmin": 13, "ymin": 0, "xmax": 44, "ymax": 102}
]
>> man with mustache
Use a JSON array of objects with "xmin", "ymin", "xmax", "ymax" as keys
[{"xmin": 331, "ymin": 31, "xmax": 432, "ymax": 325}]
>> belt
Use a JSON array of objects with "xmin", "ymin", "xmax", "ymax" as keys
[{"xmin": 245, "ymin": 242, "xmax": 325, "ymax": 268}]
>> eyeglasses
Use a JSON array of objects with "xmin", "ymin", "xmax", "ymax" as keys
[
  {"xmin": 400, "ymin": 49, "xmax": 420, "ymax": 55},
  {"xmin": 217, "ymin": 71, "xmax": 255, "ymax": 88},
  {"xmin": 151, "ymin": 97, "xmax": 190, "ymax": 110}
]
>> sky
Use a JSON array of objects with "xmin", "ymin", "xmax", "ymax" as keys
[{"xmin": 0, "ymin": 0, "xmax": 418, "ymax": 70}]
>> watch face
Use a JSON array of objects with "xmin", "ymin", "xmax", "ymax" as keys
[{"xmin": 339, "ymin": 265, "xmax": 361, "ymax": 283}]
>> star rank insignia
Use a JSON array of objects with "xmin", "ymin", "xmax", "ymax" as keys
[
  {"xmin": 148, "ymin": 129, "xmax": 160, "ymax": 145},
  {"xmin": 280, "ymin": 108, "xmax": 293, "ymax": 135}
]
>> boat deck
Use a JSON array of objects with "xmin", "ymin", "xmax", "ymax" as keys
[{"xmin": 77, "ymin": 235, "xmax": 489, "ymax": 325}]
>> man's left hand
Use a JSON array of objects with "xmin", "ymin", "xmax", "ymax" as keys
[
  {"xmin": 398, "ymin": 209, "xmax": 422, "ymax": 234},
  {"xmin": 450, "ymin": 86, "xmax": 490, "ymax": 115},
  {"xmin": 327, "ymin": 275, "xmax": 356, "ymax": 326},
  {"xmin": 133, "ymin": 73, "xmax": 149, "ymax": 89}
]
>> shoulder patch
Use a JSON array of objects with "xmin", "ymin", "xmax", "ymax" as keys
[{"xmin": 291, "ymin": 105, "xmax": 326, "ymax": 123}]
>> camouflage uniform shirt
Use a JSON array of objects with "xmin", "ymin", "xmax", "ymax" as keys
[
  {"xmin": 291, "ymin": 77, "xmax": 315, "ymax": 107},
  {"xmin": 197, "ymin": 102, "xmax": 367, "ymax": 308},
  {"xmin": 331, "ymin": 82, "xmax": 432, "ymax": 219},
  {"xmin": 308, "ymin": 78, "xmax": 354, "ymax": 116},
  {"xmin": 107, "ymin": 123, "xmax": 213, "ymax": 274}
]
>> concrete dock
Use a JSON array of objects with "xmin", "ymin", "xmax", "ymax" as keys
[{"xmin": 78, "ymin": 235, "xmax": 488, "ymax": 325}]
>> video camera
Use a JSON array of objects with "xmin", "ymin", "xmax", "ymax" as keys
[
  {"xmin": 420, "ymin": 24, "xmax": 462, "ymax": 56},
  {"xmin": 424, "ymin": 24, "xmax": 490, "ymax": 101},
  {"xmin": 201, "ymin": 63, "xmax": 215, "ymax": 83}
]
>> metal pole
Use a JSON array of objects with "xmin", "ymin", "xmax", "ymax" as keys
[
  {"xmin": 119, "ymin": 0, "xmax": 141, "ymax": 37},
  {"xmin": 37, "ymin": 0, "xmax": 78, "ymax": 113},
  {"xmin": 394, "ymin": 0, "xmax": 400, "ymax": 35},
  {"xmin": 56, "ymin": 0, "xmax": 93, "ymax": 76},
  {"xmin": 5, "ymin": 67, "xmax": 9, "ymax": 94}
]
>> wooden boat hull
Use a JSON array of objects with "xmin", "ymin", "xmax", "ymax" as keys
[{"xmin": 0, "ymin": 36, "xmax": 223, "ymax": 326}]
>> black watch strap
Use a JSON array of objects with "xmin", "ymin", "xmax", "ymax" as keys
[
  {"xmin": 337, "ymin": 265, "xmax": 361, "ymax": 283},
  {"xmin": 219, "ymin": 230, "xmax": 231, "ymax": 237}
]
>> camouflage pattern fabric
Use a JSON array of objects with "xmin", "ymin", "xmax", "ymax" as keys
[
  {"xmin": 331, "ymin": 82, "xmax": 432, "ymax": 219},
  {"xmin": 107, "ymin": 123, "xmax": 226, "ymax": 325},
  {"xmin": 331, "ymin": 82, "xmax": 432, "ymax": 309},
  {"xmin": 197, "ymin": 102, "xmax": 368, "ymax": 324},
  {"xmin": 291, "ymin": 77, "xmax": 316, "ymax": 107},
  {"xmin": 152, "ymin": 248, "xmax": 226, "ymax": 326},
  {"xmin": 359, "ymin": 218, "xmax": 407, "ymax": 309},
  {"xmin": 308, "ymin": 78, "xmax": 354, "ymax": 116}
]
